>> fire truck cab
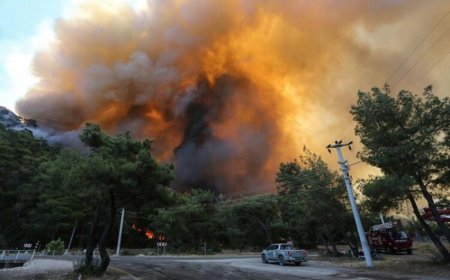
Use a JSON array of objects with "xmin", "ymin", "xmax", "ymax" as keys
[{"xmin": 368, "ymin": 221, "xmax": 413, "ymax": 255}]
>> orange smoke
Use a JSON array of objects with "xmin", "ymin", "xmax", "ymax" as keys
[{"xmin": 15, "ymin": 0, "xmax": 449, "ymax": 192}]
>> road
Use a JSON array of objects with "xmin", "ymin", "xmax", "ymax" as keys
[{"xmin": 108, "ymin": 255, "xmax": 439, "ymax": 280}]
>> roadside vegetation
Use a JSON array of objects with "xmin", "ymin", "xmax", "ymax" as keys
[{"xmin": 0, "ymin": 85, "xmax": 448, "ymax": 277}]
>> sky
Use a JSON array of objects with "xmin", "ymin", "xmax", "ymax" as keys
[
  {"xmin": 0, "ymin": 0, "xmax": 449, "ymax": 192},
  {"xmin": 0, "ymin": 0, "xmax": 145, "ymax": 112},
  {"xmin": 0, "ymin": 0, "xmax": 64, "ymax": 111}
]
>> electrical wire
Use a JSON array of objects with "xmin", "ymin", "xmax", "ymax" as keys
[
  {"xmin": 386, "ymin": 10, "xmax": 450, "ymax": 84},
  {"xmin": 412, "ymin": 51, "xmax": 450, "ymax": 89},
  {"xmin": 391, "ymin": 26, "xmax": 450, "ymax": 89},
  {"xmin": 123, "ymin": 167, "xmax": 349, "ymax": 218}
]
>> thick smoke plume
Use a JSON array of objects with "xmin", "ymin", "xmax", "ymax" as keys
[{"xmin": 16, "ymin": 0, "xmax": 449, "ymax": 192}]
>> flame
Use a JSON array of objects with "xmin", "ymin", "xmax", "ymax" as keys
[
  {"xmin": 145, "ymin": 230, "xmax": 154, "ymax": 240},
  {"xmin": 131, "ymin": 224, "xmax": 142, "ymax": 232},
  {"xmin": 15, "ymin": 0, "xmax": 448, "ymax": 192},
  {"xmin": 132, "ymin": 224, "xmax": 155, "ymax": 239},
  {"xmin": 157, "ymin": 234, "xmax": 166, "ymax": 241}
]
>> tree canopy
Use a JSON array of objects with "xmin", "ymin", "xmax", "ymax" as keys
[
  {"xmin": 0, "ymin": 124, "xmax": 59, "ymax": 246},
  {"xmin": 351, "ymin": 85, "xmax": 450, "ymax": 261},
  {"xmin": 276, "ymin": 148, "xmax": 353, "ymax": 255}
]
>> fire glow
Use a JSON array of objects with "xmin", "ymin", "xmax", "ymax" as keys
[{"xmin": 132, "ymin": 224, "xmax": 154, "ymax": 240}]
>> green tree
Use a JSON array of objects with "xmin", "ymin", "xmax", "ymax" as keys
[
  {"xmin": 218, "ymin": 194, "xmax": 283, "ymax": 249},
  {"xmin": 45, "ymin": 238, "xmax": 65, "ymax": 254},
  {"xmin": 151, "ymin": 189, "xmax": 221, "ymax": 253},
  {"xmin": 27, "ymin": 124, "xmax": 173, "ymax": 274},
  {"xmin": 276, "ymin": 148, "xmax": 353, "ymax": 254},
  {"xmin": 18, "ymin": 149, "xmax": 91, "ymax": 245},
  {"xmin": 0, "ymin": 124, "xmax": 58, "ymax": 246},
  {"xmin": 351, "ymin": 85, "xmax": 450, "ymax": 261},
  {"xmin": 79, "ymin": 123, "xmax": 173, "ymax": 273},
  {"xmin": 360, "ymin": 175, "xmax": 413, "ymax": 214}
]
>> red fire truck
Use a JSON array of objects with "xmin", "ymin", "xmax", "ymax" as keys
[
  {"xmin": 421, "ymin": 208, "xmax": 450, "ymax": 223},
  {"xmin": 367, "ymin": 221, "xmax": 413, "ymax": 254}
]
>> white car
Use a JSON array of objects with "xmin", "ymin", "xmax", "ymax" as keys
[{"xmin": 261, "ymin": 243, "xmax": 307, "ymax": 266}]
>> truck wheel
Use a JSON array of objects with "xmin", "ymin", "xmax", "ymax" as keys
[
  {"xmin": 295, "ymin": 261, "xmax": 301, "ymax": 266},
  {"xmin": 407, "ymin": 249, "xmax": 412, "ymax": 255},
  {"xmin": 278, "ymin": 255, "xmax": 285, "ymax": 266},
  {"xmin": 262, "ymin": 254, "xmax": 268, "ymax": 263},
  {"xmin": 388, "ymin": 247, "xmax": 396, "ymax": 255}
]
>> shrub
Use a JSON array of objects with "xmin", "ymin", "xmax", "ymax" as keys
[{"xmin": 45, "ymin": 238, "xmax": 65, "ymax": 255}]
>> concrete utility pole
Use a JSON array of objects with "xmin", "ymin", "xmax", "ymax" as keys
[
  {"xmin": 379, "ymin": 213, "xmax": 385, "ymax": 224},
  {"xmin": 327, "ymin": 141, "xmax": 373, "ymax": 267},
  {"xmin": 65, "ymin": 221, "xmax": 77, "ymax": 255},
  {"xmin": 115, "ymin": 208, "xmax": 125, "ymax": 256}
]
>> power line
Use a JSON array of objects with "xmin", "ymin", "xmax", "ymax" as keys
[
  {"xmin": 386, "ymin": 10, "xmax": 450, "ymax": 84},
  {"xmin": 122, "ymin": 184, "xmax": 346, "ymax": 224},
  {"xmin": 412, "ymin": 50, "xmax": 450, "ymax": 89},
  {"xmin": 348, "ymin": 160, "xmax": 363, "ymax": 167},
  {"xmin": 314, "ymin": 12, "xmax": 449, "ymax": 169},
  {"xmin": 340, "ymin": 121, "xmax": 356, "ymax": 140},
  {"xmin": 116, "ymin": 161, "xmax": 362, "ymax": 223},
  {"xmin": 392, "ymin": 26, "xmax": 450, "ymax": 89},
  {"xmin": 149, "ymin": 171, "xmax": 343, "ymax": 213}
]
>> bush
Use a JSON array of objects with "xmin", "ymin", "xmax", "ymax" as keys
[{"xmin": 45, "ymin": 238, "xmax": 65, "ymax": 255}]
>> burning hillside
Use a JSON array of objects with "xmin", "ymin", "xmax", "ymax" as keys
[{"xmin": 14, "ymin": 0, "xmax": 448, "ymax": 192}]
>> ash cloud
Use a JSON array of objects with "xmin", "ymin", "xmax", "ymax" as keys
[{"xmin": 15, "ymin": 0, "xmax": 450, "ymax": 192}]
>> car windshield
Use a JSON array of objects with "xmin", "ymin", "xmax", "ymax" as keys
[
  {"xmin": 281, "ymin": 245, "xmax": 294, "ymax": 250},
  {"xmin": 391, "ymin": 231, "xmax": 408, "ymax": 239}
]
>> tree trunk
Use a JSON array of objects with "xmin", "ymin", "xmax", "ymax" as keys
[
  {"xmin": 78, "ymin": 223, "xmax": 86, "ymax": 250},
  {"xmin": 407, "ymin": 192, "xmax": 450, "ymax": 262},
  {"xmin": 98, "ymin": 190, "xmax": 116, "ymax": 273},
  {"xmin": 256, "ymin": 218, "xmax": 273, "ymax": 244},
  {"xmin": 322, "ymin": 236, "xmax": 332, "ymax": 254},
  {"xmin": 346, "ymin": 230, "xmax": 359, "ymax": 257},
  {"xmin": 331, "ymin": 242, "xmax": 339, "ymax": 256},
  {"xmin": 85, "ymin": 205, "xmax": 101, "ymax": 267},
  {"xmin": 416, "ymin": 178, "xmax": 450, "ymax": 244}
]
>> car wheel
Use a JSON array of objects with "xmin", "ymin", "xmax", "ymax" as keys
[
  {"xmin": 295, "ymin": 261, "xmax": 301, "ymax": 266},
  {"xmin": 278, "ymin": 255, "xmax": 285, "ymax": 266},
  {"xmin": 407, "ymin": 249, "xmax": 412, "ymax": 255},
  {"xmin": 262, "ymin": 254, "xmax": 268, "ymax": 263}
]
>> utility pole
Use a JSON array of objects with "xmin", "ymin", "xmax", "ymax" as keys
[
  {"xmin": 380, "ymin": 213, "xmax": 385, "ymax": 224},
  {"xmin": 327, "ymin": 140, "xmax": 373, "ymax": 267},
  {"xmin": 115, "ymin": 208, "xmax": 125, "ymax": 256},
  {"xmin": 65, "ymin": 221, "xmax": 77, "ymax": 255}
]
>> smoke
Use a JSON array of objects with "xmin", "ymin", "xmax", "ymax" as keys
[{"xmin": 15, "ymin": 0, "xmax": 450, "ymax": 192}]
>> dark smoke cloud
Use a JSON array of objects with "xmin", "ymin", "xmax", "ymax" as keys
[{"xmin": 174, "ymin": 75, "xmax": 275, "ymax": 192}]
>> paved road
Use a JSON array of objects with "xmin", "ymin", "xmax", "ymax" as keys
[{"xmin": 108, "ymin": 255, "xmax": 438, "ymax": 280}]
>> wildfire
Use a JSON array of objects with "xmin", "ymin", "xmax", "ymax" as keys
[
  {"xmin": 15, "ymin": 0, "xmax": 445, "ymax": 192},
  {"xmin": 145, "ymin": 230, "xmax": 154, "ymax": 240},
  {"xmin": 131, "ymin": 224, "xmax": 154, "ymax": 240}
]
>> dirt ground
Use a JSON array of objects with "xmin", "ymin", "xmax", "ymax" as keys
[
  {"xmin": 313, "ymin": 243, "xmax": 450, "ymax": 279},
  {"xmin": 0, "ymin": 259, "xmax": 128, "ymax": 280},
  {"xmin": 1, "ymin": 242, "xmax": 449, "ymax": 280}
]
